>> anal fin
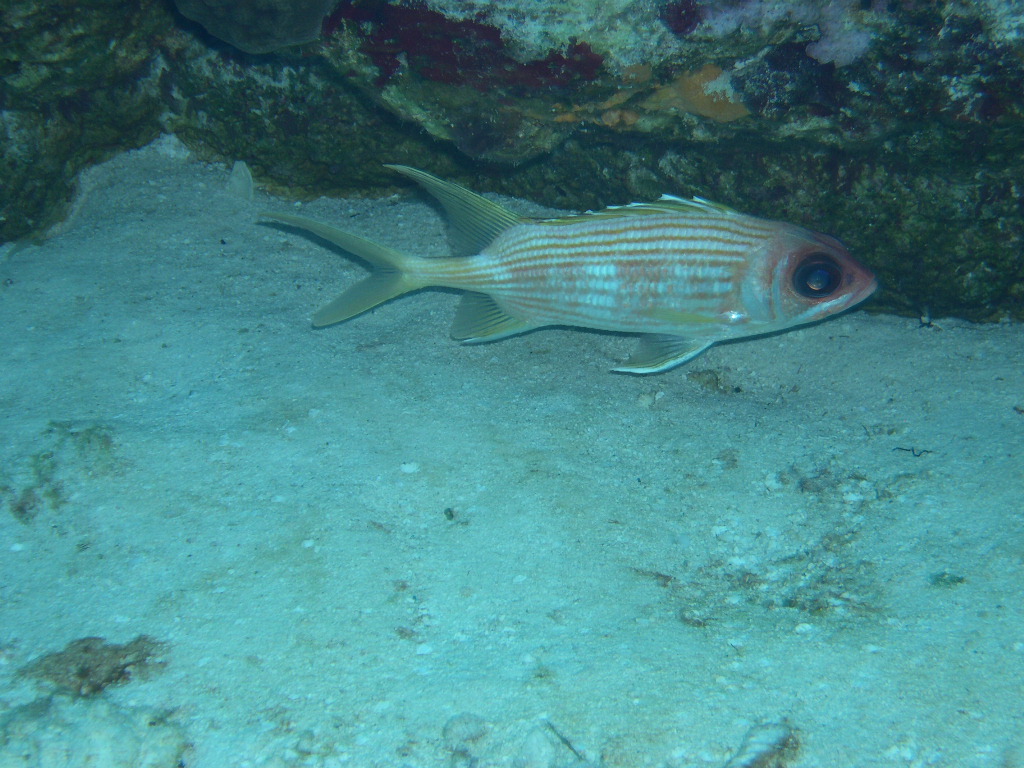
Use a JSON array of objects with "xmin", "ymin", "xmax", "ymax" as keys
[
  {"xmin": 452, "ymin": 292, "xmax": 534, "ymax": 342},
  {"xmin": 614, "ymin": 335, "xmax": 713, "ymax": 374}
]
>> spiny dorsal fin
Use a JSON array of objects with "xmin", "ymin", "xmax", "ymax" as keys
[
  {"xmin": 654, "ymin": 194, "xmax": 741, "ymax": 215},
  {"xmin": 386, "ymin": 165, "xmax": 523, "ymax": 257},
  {"xmin": 537, "ymin": 194, "xmax": 741, "ymax": 227}
]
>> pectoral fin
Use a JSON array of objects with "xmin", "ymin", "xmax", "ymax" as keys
[{"xmin": 614, "ymin": 335, "xmax": 713, "ymax": 374}]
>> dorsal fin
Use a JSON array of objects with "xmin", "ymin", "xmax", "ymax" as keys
[
  {"xmin": 652, "ymin": 194, "xmax": 741, "ymax": 216},
  {"xmin": 537, "ymin": 194, "xmax": 742, "ymax": 227},
  {"xmin": 385, "ymin": 165, "xmax": 523, "ymax": 257}
]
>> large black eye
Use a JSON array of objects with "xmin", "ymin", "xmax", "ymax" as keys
[{"xmin": 793, "ymin": 254, "xmax": 842, "ymax": 298}]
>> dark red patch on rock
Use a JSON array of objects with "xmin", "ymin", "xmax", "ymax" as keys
[
  {"xmin": 327, "ymin": 0, "xmax": 603, "ymax": 91},
  {"xmin": 660, "ymin": 0, "xmax": 701, "ymax": 36}
]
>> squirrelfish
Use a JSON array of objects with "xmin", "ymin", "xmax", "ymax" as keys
[{"xmin": 261, "ymin": 166, "xmax": 877, "ymax": 373}]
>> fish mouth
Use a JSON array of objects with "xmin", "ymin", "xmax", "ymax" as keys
[
  {"xmin": 830, "ymin": 255, "xmax": 878, "ymax": 313},
  {"xmin": 835, "ymin": 275, "xmax": 879, "ymax": 314},
  {"xmin": 851, "ymin": 275, "xmax": 879, "ymax": 306}
]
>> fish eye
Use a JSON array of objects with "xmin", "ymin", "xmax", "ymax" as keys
[{"xmin": 793, "ymin": 254, "xmax": 842, "ymax": 298}]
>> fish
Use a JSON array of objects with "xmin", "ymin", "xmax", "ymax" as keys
[{"xmin": 260, "ymin": 165, "xmax": 877, "ymax": 374}]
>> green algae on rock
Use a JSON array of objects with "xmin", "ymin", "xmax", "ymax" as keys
[
  {"xmin": 0, "ymin": 0, "xmax": 169, "ymax": 243},
  {"xmin": 20, "ymin": 635, "xmax": 167, "ymax": 697}
]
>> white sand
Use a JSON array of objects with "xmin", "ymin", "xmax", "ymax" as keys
[{"xmin": 1, "ymin": 137, "xmax": 1021, "ymax": 767}]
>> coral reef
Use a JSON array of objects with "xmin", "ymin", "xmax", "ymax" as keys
[
  {"xmin": 697, "ymin": 0, "xmax": 889, "ymax": 67},
  {"xmin": 0, "ymin": 0, "xmax": 168, "ymax": 243},
  {"xmin": 162, "ymin": 35, "xmax": 437, "ymax": 196},
  {"xmin": 2, "ymin": 0, "xmax": 1023, "ymax": 319}
]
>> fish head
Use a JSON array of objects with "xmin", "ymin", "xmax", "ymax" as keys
[{"xmin": 743, "ymin": 225, "xmax": 877, "ymax": 330}]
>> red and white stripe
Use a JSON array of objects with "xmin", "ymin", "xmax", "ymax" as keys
[{"xmin": 426, "ymin": 209, "xmax": 779, "ymax": 333}]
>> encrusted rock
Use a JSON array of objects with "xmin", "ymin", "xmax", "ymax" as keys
[
  {"xmin": 0, "ymin": 696, "xmax": 188, "ymax": 768},
  {"xmin": 172, "ymin": 0, "xmax": 336, "ymax": 53}
]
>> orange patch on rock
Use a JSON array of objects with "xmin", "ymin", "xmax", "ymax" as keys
[
  {"xmin": 621, "ymin": 63, "xmax": 653, "ymax": 86},
  {"xmin": 641, "ymin": 64, "xmax": 751, "ymax": 123},
  {"xmin": 600, "ymin": 108, "xmax": 640, "ymax": 127}
]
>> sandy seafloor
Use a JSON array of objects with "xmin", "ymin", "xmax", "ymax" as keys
[{"xmin": 0, "ymin": 136, "xmax": 1021, "ymax": 768}]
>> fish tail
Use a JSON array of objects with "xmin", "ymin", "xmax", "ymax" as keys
[{"xmin": 260, "ymin": 211, "xmax": 425, "ymax": 327}]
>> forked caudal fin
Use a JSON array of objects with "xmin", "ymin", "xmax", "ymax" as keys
[
  {"xmin": 259, "ymin": 210, "xmax": 423, "ymax": 326},
  {"xmin": 260, "ymin": 166, "xmax": 526, "ymax": 330}
]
